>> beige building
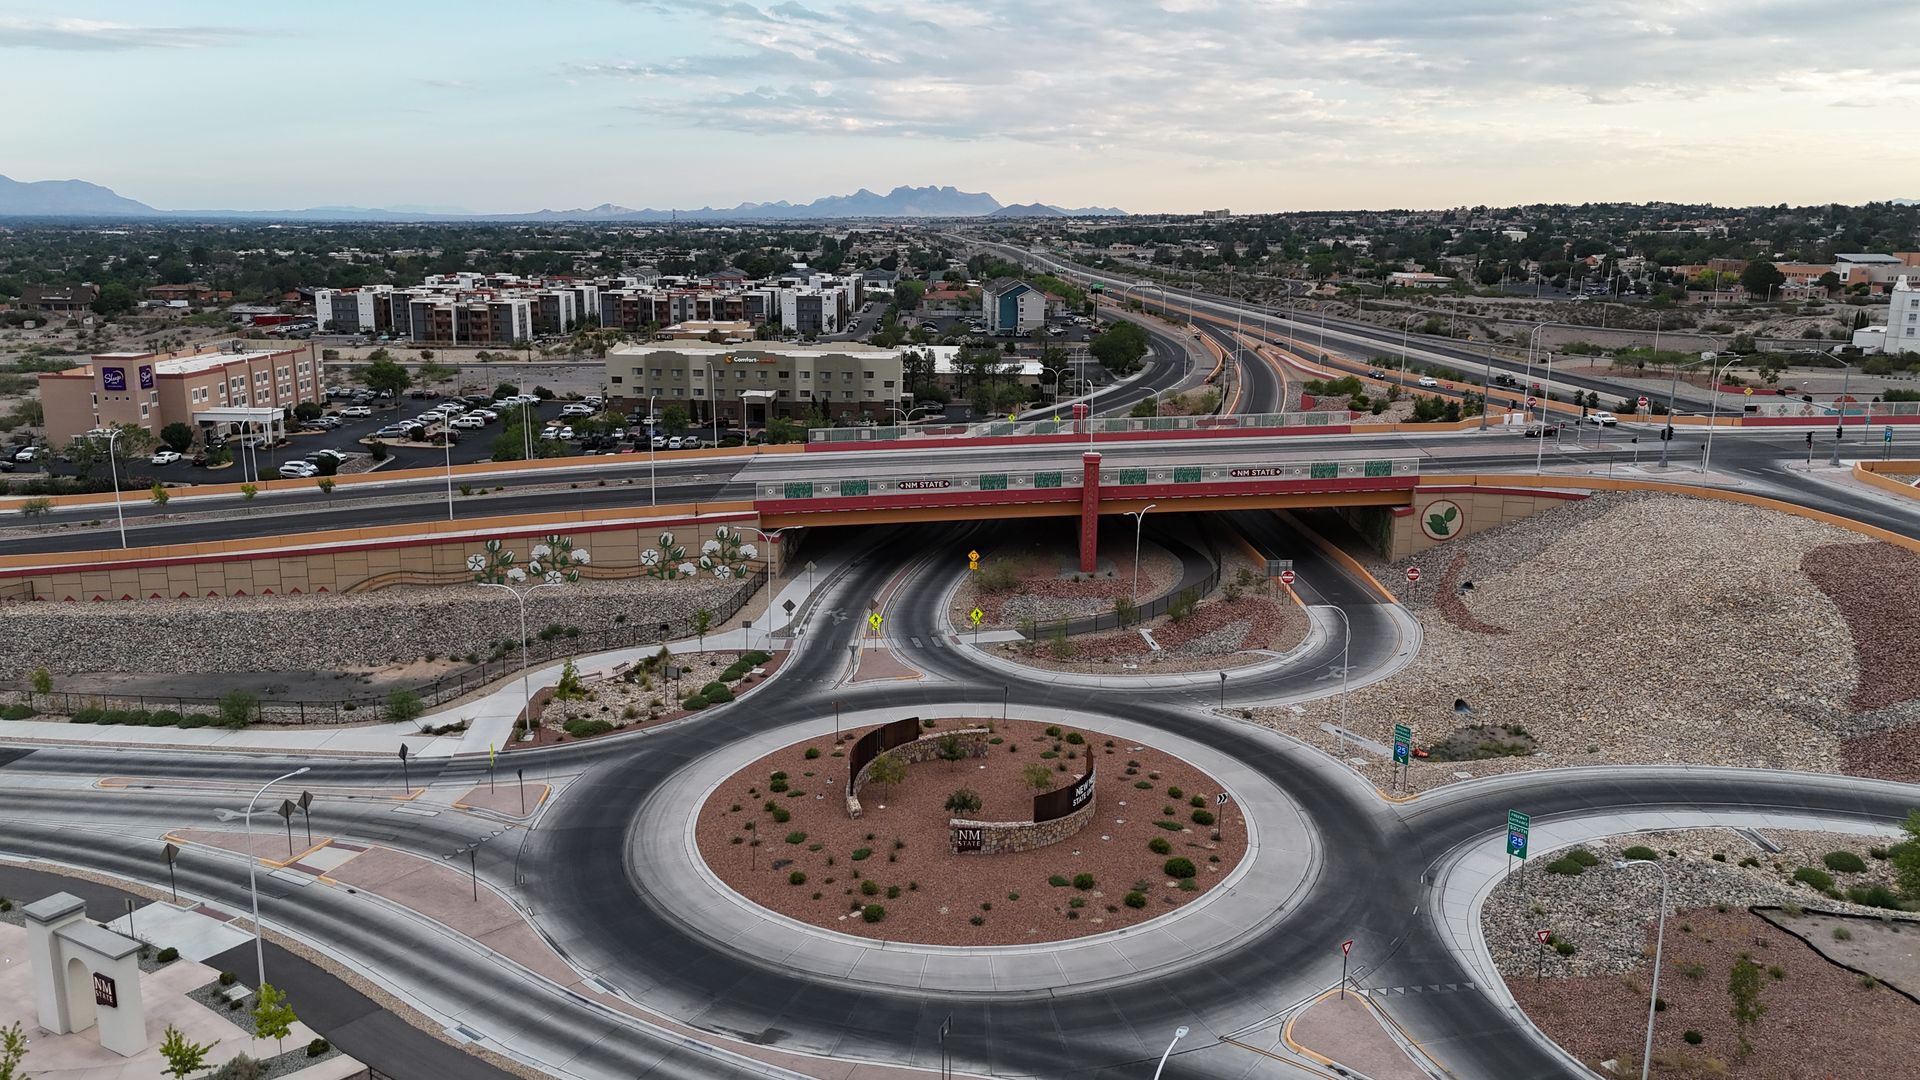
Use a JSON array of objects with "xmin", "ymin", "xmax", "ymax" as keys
[
  {"xmin": 38, "ymin": 343, "xmax": 321, "ymax": 447},
  {"xmin": 606, "ymin": 342, "xmax": 906, "ymax": 426}
]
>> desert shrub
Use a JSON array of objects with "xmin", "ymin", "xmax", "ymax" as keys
[
  {"xmin": 804, "ymin": 747, "xmax": 820, "ymax": 760},
  {"xmin": 861, "ymin": 904, "xmax": 885, "ymax": 923},
  {"xmin": 1149, "ymin": 836, "xmax": 1172, "ymax": 855},
  {"xmin": 861, "ymin": 879, "xmax": 879, "ymax": 896},
  {"xmin": 1621, "ymin": 845, "xmax": 1660, "ymax": 862},
  {"xmin": 1793, "ymin": 867, "xmax": 1835, "ymax": 891},
  {"xmin": 1847, "ymin": 884, "xmax": 1901, "ymax": 909},
  {"xmin": 1123, "ymin": 891, "xmax": 1147, "ymax": 909},
  {"xmin": 851, "ymin": 847, "xmax": 872, "ymax": 861},
  {"xmin": 562, "ymin": 717, "xmax": 614, "ymax": 738},
  {"xmin": 785, "ymin": 831, "xmax": 806, "ymax": 845},
  {"xmin": 155, "ymin": 946, "xmax": 179, "ymax": 963},
  {"xmin": 1191, "ymin": 809, "xmax": 1215, "ymax": 826},
  {"xmin": 1048, "ymin": 874, "xmax": 1069, "ymax": 887},
  {"xmin": 1164, "ymin": 857, "xmax": 1197, "ymax": 879},
  {"xmin": 1544, "ymin": 856, "xmax": 1588, "ymax": 876},
  {"xmin": 306, "ymin": 1038, "xmax": 330, "ymax": 1057},
  {"xmin": 1823, "ymin": 851, "xmax": 1867, "ymax": 874},
  {"xmin": 1683, "ymin": 1030, "xmax": 1703, "ymax": 1045},
  {"xmin": 788, "ymin": 870, "xmax": 807, "ymax": 885},
  {"xmin": 1072, "ymin": 873, "xmax": 1095, "ymax": 890}
]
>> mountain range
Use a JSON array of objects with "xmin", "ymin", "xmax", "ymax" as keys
[{"xmin": 0, "ymin": 176, "xmax": 1125, "ymax": 221}]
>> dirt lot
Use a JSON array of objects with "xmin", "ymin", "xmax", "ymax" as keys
[{"xmin": 694, "ymin": 717, "xmax": 1244, "ymax": 945}]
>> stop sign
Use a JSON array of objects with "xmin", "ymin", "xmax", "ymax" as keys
[
  {"xmin": 1279, "ymin": 569, "xmax": 1296, "ymax": 586},
  {"xmin": 1406, "ymin": 566, "xmax": 1422, "ymax": 583},
  {"xmin": 1638, "ymin": 396, "xmax": 1650, "ymax": 409}
]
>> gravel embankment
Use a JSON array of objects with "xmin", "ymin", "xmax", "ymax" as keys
[
  {"xmin": 1252, "ymin": 493, "xmax": 1885, "ymax": 791},
  {"xmin": 950, "ymin": 540, "xmax": 1181, "ymax": 631},
  {"xmin": 0, "ymin": 576, "xmax": 743, "ymax": 682}
]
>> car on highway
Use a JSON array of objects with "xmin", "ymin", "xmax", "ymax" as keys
[
  {"xmin": 1367, "ymin": 368, "xmax": 1388, "ymax": 379},
  {"xmin": 150, "ymin": 450, "xmax": 183, "ymax": 466},
  {"xmin": 1417, "ymin": 375, "xmax": 1440, "ymax": 388},
  {"xmin": 339, "ymin": 405, "xmax": 373, "ymax": 418},
  {"xmin": 1492, "ymin": 373, "xmax": 1523, "ymax": 389},
  {"xmin": 278, "ymin": 460, "xmax": 320, "ymax": 479},
  {"xmin": 1586, "ymin": 411, "xmax": 1619, "ymax": 426}
]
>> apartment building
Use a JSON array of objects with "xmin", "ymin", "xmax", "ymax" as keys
[
  {"xmin": 37, "ymin": 342, "xmax": 320, "ymax": 446},
  {"xmin": 982, "ymin": 277, "xmax": 1047, "ymax": 333},
  {"xmin": 605, "ymin": 341, "xmax": 904, "ymax": 425}
]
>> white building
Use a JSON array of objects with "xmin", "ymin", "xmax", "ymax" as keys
[{"xmin": 1882, "ymin": 275, "xmax": 1919, "ymax": 355}]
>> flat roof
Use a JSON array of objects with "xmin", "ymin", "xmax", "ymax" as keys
[
  {"xmin": 611, "ymin": 342, "xmax": 901, "ymax": 362},
  {"xmin": 156, "ymin": 351, "xmax": 283, "ymax": 376}
]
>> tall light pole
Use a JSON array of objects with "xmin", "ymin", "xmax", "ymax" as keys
[
  {"xmin": 1822, "ymin": 348, "xmax": 1854, "ymax": 466},
  {"xmin": 1124, "ymin": 504, "xmax": 1157, "ymax": 605},
  {"xmin": 1399, "ymin": 314, "xmax": 1418, "ymax": 383},
  {"xmin": 1656, "ymin": 354, "xmax": 1706, "ymax": 469},
  {"xmin": 1534, "ymin": 352, "xmax": 1554, "ymax": 475},
  {"xmin": 103, "ymin": 427, "xmax": 127, "ymax": 548},
  {"xmin": 1524, "ymin": 323, "xmax": 1549, "ymax": 391},
  {"xmin": 1700, "ymin": 350, "xmax": 1739, "ymax": 475},
  {"xmin": 648, "ymin": 393, "xmax": 658, "ymax": 505},
  {"xmin": 442, "ymin": 428, "xmax": 454, "ymax": 520},
  {"xmin": 738, "ymin": 525, "xmax": 788, "ymax": 650},
  {"xmin": 478, "ymin": 580, "xmax": 564, "ymax": 738},
  {"xmin": 1331, "ymin": 602, "xmax": 1351, "ymax": 736},
  {"xmin": 1151, "ymin": 1025, "xmax": 1190, "ymax": 1080},
  {"xmin": 1616, "ymin": 858, "xmax": 1670, "ymax": 1080},
  {"xmin": 238, "ymin": 766, "xmax": 309, "ymax": 988}
]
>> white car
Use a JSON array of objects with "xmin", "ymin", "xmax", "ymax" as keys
[
  {"xmin": 150, "ymin": 450, "xmax": 182, "ymax": 466},
  {"xmin": 555, "ymin": 425, "xmax": 576, "ymax": 440},
  {"xmin": 1417, "ymin": 375, "xmax": 1440, "ymax": 388},
  {"xmin": 667, "ymin": 435, "xmax": 689, "ymax": 450},
  {"xmin": 1587, "ymin": 411, "xmax": 1619, "ymax": 426},
  {"xmin": 11, "ymin": 447, "xmax": 38, "ymax": 463},
  {"xmin": 278, "ymin": 460, "xmax": 319, "ymax": 479},
  {"xmin": 559, "ymin": 404, "xmax": 595, "ymax": 418},
  {"xmin": 473, "ymin": 409, "xmax": 499, "ymax": 422},
  {"xmin": 450, "ymin": 415, "xmax": 486, "ymax": 430},
  {"xmin": 339, "ymin": 405, "xmax": 373, "ymax": 418}
]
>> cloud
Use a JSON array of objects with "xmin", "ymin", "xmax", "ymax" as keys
[
  {"xmin": 581, "ymin": 0, "xmax": 1920, "ymax": 162},
  {"xmin": 0, "ymin": 16, "xmax": 248, "ymax": 50}
]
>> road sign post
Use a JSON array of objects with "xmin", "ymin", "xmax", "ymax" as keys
[
  {"xmin": 1637, "ymin": 395, "xmax": 1649, "ymax": 412},
  {"xmin": 967, "ymin": 549, "xmax": 980, "ymax": 572},
  {"xmin": 1535, "ymin": 928, "xmax": 1551, "ymax": 979},
  {"xmin": 1392, "ymin": 722, "xmax": 1412, "ymax": 789},
  {"xmin": 162, "ymin": 841, "xmax": 180, "ymax": 904},
  {"xmin": 1279, "ymin": 568, "xmax": 1296, "ymax": 588},
  {"xmin": 1340, "ymin": 939, "xmax": 1354, "ymax": 998},
  {"xmin": 398, "ymin": 742, "xmax": 410, "ymax": 797},
  {"xmin": 1405, "ymin": 566, "xmax": 1421, "ymax": 585}
]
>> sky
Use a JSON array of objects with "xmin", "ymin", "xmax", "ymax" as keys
[{"xmin": 4, "ymin": 0, "xmax": 1918, "ymax": 214}]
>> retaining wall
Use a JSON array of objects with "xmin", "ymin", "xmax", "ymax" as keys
[{"xmin": 949, "ymin": 795, "xmax": 1098, "ymax": 855}]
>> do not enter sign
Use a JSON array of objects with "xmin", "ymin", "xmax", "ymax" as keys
[
  {"xmin": 1638, "ymin": 396, "xmax": 1650, "ymax": 409},
  {"xmin": 1279, "ymin": 569, "xmax": 1296, "ymax": 586},
  {"xmin": 1405, "ymin": 566, "xmax": 1422, "ymax": 583}
]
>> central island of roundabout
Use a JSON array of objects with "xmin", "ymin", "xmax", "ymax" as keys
[{"xmin": 626, "ymin": 704, "xmax": 1321, "ymax": 996}]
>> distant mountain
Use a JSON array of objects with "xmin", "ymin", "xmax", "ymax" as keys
[
  {"xmin": 0, "ymin": 174, "xmax": 161, "ymax": 217},
  {"xmin": 0, "ymin": 177, "xmax": 1126, "ymax": 221},
  {"xmin": 988, "ymin": 202, "xmax": 1126, "ymax": 218}
]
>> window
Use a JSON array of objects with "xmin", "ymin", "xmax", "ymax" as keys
[
  {"xmin": 610, "ymin": 375, "xmax": 623, "ymax": 384},
  {"xmin": 800, "ymin": 371, "xmax": 810, "ymax": 380},
  {"xmin": 779, "ymin": 371, "xmax": 789, "ymax": 379},
  {"xmin": 651, "ymin": 368, "xmax": 662, "ymax": 378},
  {"xmin": 864, "ymin": 370, "xmax": 874, "ymax": 380},
  {"xmin": 674, "ymin": 387, "xmax": 685, "ymax": 397},
  {"xmin": 693, "ymin": 388, "xmax": 704, "ymax": 397}
]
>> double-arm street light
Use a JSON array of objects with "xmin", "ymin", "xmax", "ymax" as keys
[
  {"xmin": 1820, "ymin": 348, "xmax": 1854, "ymax": 466},
  {"xmin": 1123, "ymin": 504, "xmax": 1158, "ymax": 606},
  {"xmin": 478, "ymin": 579, "xmax": 565, "ymax": 738},
  {"xmin": 1615, "ymin": 857, "xmax": 1671, "ymax": 1080},
  {"xmin": 1699, "ymin": 350, "xmax": 1741, "ymax": 475}
]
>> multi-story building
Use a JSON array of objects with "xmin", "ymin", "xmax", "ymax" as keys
[
  {"xmin": 982, "ymin": 278, "xmax": 1047, "ymax": 334},
  {"xmin": 606, "ymin": 341, "xmax": 904, "ymax": 426},
  {"xmin": 1881, "ymin": 276, "xmax": 1919, "ymax": 356},
  {"xmin": 37, "ymin": 342, "xmax": 321, "ymax": 447}
]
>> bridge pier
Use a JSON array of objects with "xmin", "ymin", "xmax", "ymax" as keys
[{"xmin": 1080, "ymin": 452, "xmax": 1101, "ymax": 572}]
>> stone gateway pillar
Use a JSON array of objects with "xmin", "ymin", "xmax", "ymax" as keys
[
  {"xmin": 23, "ymin": 893, "xmax": 148, "ymax": 1057},
  {"xmin": 1079, "ymin": 452, "xmax": 1101, "ymax": 572}
]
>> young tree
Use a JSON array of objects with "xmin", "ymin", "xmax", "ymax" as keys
[
  {"xmin": 662, "ymin": 405, "xmax": 691, "ymax": 435},
  {"xmin": 363, "ymin": 356, "xmax": 412, "ymax": 397},
  {"xmin": 1727, "ymin": 953, "xmax": 1767, "ymax": 1057},
  {"xmin": 160, "ymin": 422, "xmax": 197, "ymax": 453},
  {"xmin": 1023, "ymin": 761, "xmax": 1055, "ymax": 793},
  {"xmin": 252, "ymin": 982, "xmax": 296, "ymax": 1056},
  {"xmin": 866, "ymin": 752, "xmax": 906, "ymax": 800},
  {"xmin": 159, "ymin": 1023, "xmax": 217, "ymax": 1079},
  {"xmin": 416, "ymin": 360, "xmax": 455, "ymax": 386},
  {"xmin": 0, "ymin": 1021, "xmax": 26, "ymax": 1080},
  {"xmin": 694, "ymin": 608, "xmax": 711, "ymax": 651},
  {"xmin": 936, "ymin": 734, "xmax": 966, "ymax": 770},
  {"xmin": 149, "ymin": 481, "xmax": 170, "ymax": 505}
]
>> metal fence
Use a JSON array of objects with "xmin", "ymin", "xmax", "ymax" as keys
[
  {"xmin": 1015, "ymin": 558, "xmax": 1223, "ymax": 640},
  {"xmin": 18, "ymin": 571, "xmax": 766, "ymax": 727},
  {"xmin": 807, "ymin": 409, "xmax": 1350, "ymax": 444},
  {"xmin": 763, "ymin": 459, "xmax": 1418, "ymax": 501}
]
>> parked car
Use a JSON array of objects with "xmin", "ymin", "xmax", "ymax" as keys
[
  {"xmin": 150, "ymin": 450, "xmax": 183, "ymax": 466},
  {"xmin": 339, "ymin": 405, "xmax": 373, "ymax": 418},
  {"xmin": 13, "ymin": 447, "xmax": 41, "ymax": 462},
  {"xmin": 473, "ymin": 409, "xmax": 498, "ymax": 422},
  {"xmin": 1417, "ymin": 375, "xmax": 1440, "ymax": 388},
  {"xmin": 374, "ymin": 423, "xmax": 414, "ymax": 439},
  {"xmin": 1586, "ymin": 411, "xmax": 1619, "ymax": 426},
  {"xmin": 651, "ymin": 434, "xmax": 669, "ymax": 449},
  {"xmin": 306, "ymin": 449, "xmax": 349, "ymax": 463},
  {"xmin": 451, "ymin": 415, "xmax": 486, "ymax": 430},
  {"xmin": 559, "ymin": 403, "xmax": 595, "ymax": 418},
  {"xmin": 667, "ymin": 435, "xmax": 690, "ymax": 450},
  {"xmin": 278, "ymin": 460, "xmax": 320, "ymax": 479}
]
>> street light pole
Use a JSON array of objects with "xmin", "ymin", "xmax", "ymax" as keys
[
  {"xmin": 648, "ymin": 393, "xmax": 658, "ymax": 505},
  {"xmin": 1534, "ymin": 352, "xmax": 1554, "ymax": 475},
  {"xmin": 1151, "ymin": 1026, "xmax": 1191, "ymax": 1080},
  {"xmin": 1616, "ymin": 858, "xmax": 1671, "ymax": 1080},
  {"xmin": 442, "ymin": 430, "xmax": 454, "ymax": 520},
  {"xmin": 1823, "ymin": 349, "xmax": 1853, "ymax": 467},
  {"xmin": 104, "ymin": 427, "xmax": 126, "ymax": 548},
  {"xmin": 478, "ymin": 581, "xmax": 563, "ymax": 738},
  {"xmin": 1124, "ymin": 504, "xmax": 1156, "ymax": 606},
  {"xmin": 1700, "ymin": 351, "xmax": 1738, "ymax": 475},
  {"xmin": 244, "ymin": 766, "xmax": 310, "ymax": 988},
  {"xmin": 1400, "ymin": 314, "xmax": 1416, "ymax": 383}
]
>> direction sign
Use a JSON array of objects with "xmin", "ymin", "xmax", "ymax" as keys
[
  {"xmin": 1535, "ymin": 929, "xmax": 1552, "ymax": 945},
  {"xmin": 1278, "ymin": 569, "xmax": 1296, "ymax": 586},
  {"xmin": 1405, "ymin": 566, "xmax": 1422, "ymax": 584},
  {"xmin": 1507, "ymin": 809, "xmax": 1531, "ymax": 860},
  {"xmin": 1392, "ymin": 722, "xmax": 1412, "ymax": 765},
  {"xmin": 968, "ymin": 607, "xmax": 984, "ymax": 626},
  {"xmin": 1637, "ymin": 396, "xmax": 1650, "ymax": 410},
  {"xmin": 867, "ymin": 612, "xmax": 884, "ymax": 630},
  {"xmin": 1886, "ymin": 427, "xmax": 1895, "ymax": 444},
  {"xmin": 1340, "ymin": 939, "xmax": 1354, "ymax": 956}
]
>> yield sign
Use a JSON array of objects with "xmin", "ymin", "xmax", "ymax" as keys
[
  {"xmin": 1535, "ymin": 929, "xmax": 1552, "ymax": 945},
  {"xmin": 1340, "ymin": 939, "xmax": 1354, "ymax": 956}
]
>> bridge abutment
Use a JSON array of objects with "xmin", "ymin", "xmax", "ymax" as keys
[{"xmin": 1080, "ymin": 452, "xmax": 1101, "ymax": 571}]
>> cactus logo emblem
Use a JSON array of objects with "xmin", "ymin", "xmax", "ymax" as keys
[{"xmin": 1421, "ymin": 499, "xmax": 1463, "ymax": 541}]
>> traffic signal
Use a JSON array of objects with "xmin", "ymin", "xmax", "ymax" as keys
[
  {"xmin": 1805, "ymin": 432, "xmax": 1813, "ymax": 448},
  {"xmin": 1660, "ymin": 426, "xmax": 1674, "ymax": 442}
]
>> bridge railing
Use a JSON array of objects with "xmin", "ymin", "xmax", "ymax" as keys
[
  {"xmin": 758, "ymin": 459, "xmax": 1419, "ymax": 500},
  {"xmin": 806, "ymin": 410, "xmax": 1352, "ymax": 444}
]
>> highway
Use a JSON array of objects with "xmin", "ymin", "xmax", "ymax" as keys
[{"xmin": 4, "ymin": 519, "xmax": 1917, "ymax": 1079}]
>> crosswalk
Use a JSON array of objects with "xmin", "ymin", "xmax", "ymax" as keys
[{"xmin": 1364, "ymin": 981, "xmax": 1477, "ymax": 997}]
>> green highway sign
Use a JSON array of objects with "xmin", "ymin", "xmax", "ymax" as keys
[
  {"xmin": 1392, "ymin": 723, "xmax": 1412, "ymax": 766},
  {"xmin": 1507, "ymin": 809, "xmax": 1531, "ymax": 860}
]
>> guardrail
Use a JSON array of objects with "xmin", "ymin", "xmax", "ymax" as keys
[
  {"xmin": 759, "ymin": 459, "xmax": 1419, "ymax": 500},
  {"xmin": 805, "ymin": 410, "xmax": 1351, "ymax": 444}
]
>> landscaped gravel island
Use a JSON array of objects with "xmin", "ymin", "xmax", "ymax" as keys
[
  {"xmin": 694, "ymin": 717, "xmax": 1246, "ymax": 945},
  {"xmin": 1252, "ymin": 493, "xmax": 1918, "ymax": 791}
]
